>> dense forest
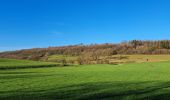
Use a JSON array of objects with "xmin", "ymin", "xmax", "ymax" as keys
[{"xmin": 1, "ymin": 40, "xmax": 170, "ymax": 63}]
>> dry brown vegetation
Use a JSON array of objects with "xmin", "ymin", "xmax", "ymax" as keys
[{"xmin": 1, "ymin": 40, "xmax": 170, "ymax": 64}]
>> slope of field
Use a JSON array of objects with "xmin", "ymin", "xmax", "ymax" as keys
[
  {"xmin": 48, "ymin": 54, "xmax": 78, "ymax": 62},
  {"xmin": 110, "ymin": 54, "xmax": 170, "ymax": 63},
  {"xmin": 0, "ymin": 58, "xmax": 58, "ymax": 69},
  {"xmin": 47, "ymin": 54, "xmax": 170, "ymax": 64},
  {"xmin": 1, "ymin": 61, "xmax": 170, "ymax": 99}
]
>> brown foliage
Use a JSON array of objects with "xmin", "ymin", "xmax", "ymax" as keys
[{"xmin": 1, "ymin": 40, "xmax": 170, "ymax": 62}]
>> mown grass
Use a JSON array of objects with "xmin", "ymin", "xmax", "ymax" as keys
[
  {"xmin": 0, "ymin": 58, "xmax": 58, "ymax": 69},
  {"xmin": 1, "ymin": 60, "xmax": 170, "ymax": 99}
]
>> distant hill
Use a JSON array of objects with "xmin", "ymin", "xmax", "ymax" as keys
[{"xmin": 1, "ymin": 40, "xmax": 170, "ymax": 62}]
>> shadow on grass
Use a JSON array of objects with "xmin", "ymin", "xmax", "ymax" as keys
[
  {"xmin": 0, "ymin": 64, "xmax": 60, "ymax": 70},
  {"xmin": 1, "ymin": 81, "xmax": 170, "ymax": 100},
  {"xmin": 0, "ymin": 73, "xmax": 59, "ymax": 80},
  {"xmin": 0, "ymin": 72, "xmax": 37, "ymax": 74}
]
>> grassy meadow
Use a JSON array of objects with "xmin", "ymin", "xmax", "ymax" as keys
[
  {"xmin": 109, "ymin": 54, "xmax": 170, "ymax": 63},
  {"xmin": 47, "ymin": 54, "xmax": 170, "ymax": 64},
  {"xmin": 0, "ymin": 58, "xmax": 58, "ymax": 69},
  {"xmin": 1, "ymin": 57, "xmax": 170, "ymax": 99}
]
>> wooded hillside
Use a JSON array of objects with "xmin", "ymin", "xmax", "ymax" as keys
[{"xmin": 1, "ymin": 40, "xmax": 170, "ymax": 61}]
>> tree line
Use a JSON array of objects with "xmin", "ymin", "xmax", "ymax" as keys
[{"xmin": 1, "ymin": 40, "xmax": 170, "ymax": 62}]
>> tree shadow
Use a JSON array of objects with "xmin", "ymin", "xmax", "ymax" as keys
[
  {"xmin": 0, "ymin": 72, "xmax": 37, "ymax": 74},
  {"xmin": 0, "ymin": 71, "xmax": 58, "ymax": 80},
  {"xmin": 0, "ymin": 64, "xmax": 59, "ymax": 70},
  {"xmin": 2, "ymin": 81, "xmax": 170, "ymax": 100}
]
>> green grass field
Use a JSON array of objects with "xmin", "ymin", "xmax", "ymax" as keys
[
  {"xmin": 0, "ymin": 58, "xmax": 58, "ymax": 69},
  {"xmin": 1, "ymin": 58, "xmax": 170, "ymax": 100}
]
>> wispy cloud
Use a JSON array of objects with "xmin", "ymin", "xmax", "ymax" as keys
[
  {"xmin": 0, "ymin": 46, "xmax": 16, "ymax": 52},
  {"xmin": 0, "ymin": 46, "xmax": 34, "ymax": 52}
]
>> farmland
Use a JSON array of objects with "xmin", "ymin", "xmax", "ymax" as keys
[
  {"xmin": 0, "ymin": 58, "xmax": 58, "ymax": 69},
  {"xmin": 47, "ymin": 54, "xmax": 170, "ymax": 64},
  {"xmin": 1, "ymin": 58, "xmax": 170, "ymax": 99}
]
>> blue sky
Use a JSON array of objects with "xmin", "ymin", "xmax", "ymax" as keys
[{"xmin": 1, "ymin": 0, "xmax": 170, "ymax": 51}]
